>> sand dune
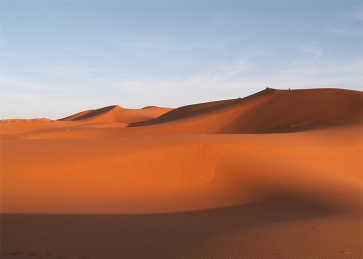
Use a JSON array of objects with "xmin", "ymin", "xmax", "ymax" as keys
[
  {"xmin": 3, "ymin": 88, "xmax": 360, "ymax": 140},
  {"xmin": 131, "ymin": 88, "xmax": 361, "ymax": 132},
  {"xmin": 1, "ymin": 88, "xmax": 362, "ymax": 258},
  {"xmin": 0, "ymin": 105, "xmax": 172, "ymax": 135},
  {"xmin": 59, "ymin": 105, "xmax": 172, "ymax": 124}
]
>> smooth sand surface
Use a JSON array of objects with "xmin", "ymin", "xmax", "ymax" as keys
[{"xmin": 1, "ymin": 88, "xmax": 362, "ymax": 258}]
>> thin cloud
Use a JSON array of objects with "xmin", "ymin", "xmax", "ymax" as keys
[
  {"xmin": 352, "ymin": 8, "xmax": 363, "ymax": 20},
  {"xmin": 299, "ymin": 44, "xmax": 323, "ymax": 60},
  {"xmin": 327, "ymin": 26, "xmax": 361, "ymax": 37},
  {"xmin": 262, "ymin": 60, "xmax": 362, "ymax": 90},
  {"xmin": 215, "ymin": 14, "xmax": 229, "ymax": 25},
  {"xmin": 218, "ymin": 59, "xmax": 253, "ymax": 75},
  {"xmin": 0, "ymin": 91, "xmax": 67, "ymax": 119},
  {"xmin": 0, "ymin": 77, "xmax": 60, "ymax": 90},
  {"xmin": 0, "ymin": 51, "xmax": 32, "ymax": 59},
  {"xmin": 111, "ymin": 37, "xmax": 197, "ymax": 52},
  {"xmin": 41, "ymin": 63, "xmax": 107, "ymax": 78}
]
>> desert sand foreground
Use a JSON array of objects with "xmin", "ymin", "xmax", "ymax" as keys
[{"xmin": 1, "ymin": 88, "xmax": 362, "ymax": 258}]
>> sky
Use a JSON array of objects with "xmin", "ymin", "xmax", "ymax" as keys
[{"xmin": 0, "ymin": 0, "xmax": 362, "ymax": 119}]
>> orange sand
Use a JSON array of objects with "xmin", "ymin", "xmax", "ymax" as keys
[{"xmin": 1, "ymin": 88, "xmax": 362, "ymax": 258}]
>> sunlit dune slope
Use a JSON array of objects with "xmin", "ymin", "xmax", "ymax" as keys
[{"xmin": 1, "ymin": 128, "xmax": 362, "ymax": 214}]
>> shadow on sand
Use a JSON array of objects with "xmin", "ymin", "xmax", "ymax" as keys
[{"xmin": 1, "ymin": 194, "xmax": 340, "ymax": 258}]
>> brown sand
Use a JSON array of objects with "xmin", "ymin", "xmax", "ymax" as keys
[{"xmin": 1, "ymin": 88, "xmax": 362, "ymax": 258}]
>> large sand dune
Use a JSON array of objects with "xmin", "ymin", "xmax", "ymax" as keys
[{"xmin": 1, "ymin": 88, "xmax": 362, "ymax": 258}]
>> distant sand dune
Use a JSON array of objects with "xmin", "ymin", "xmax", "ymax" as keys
[
  {"xmin": 59, "ymin": 105, "xmax": 172, "ymax": 124},
  {"xmin": 0, "ymin": 105, "xmax": 172, "ymax": 135},
  {"xmin": 2, "ymin": 88, "xmax": 360, "ymax": 139},
  {"xmin": 1, "ymin": 88, "xmax": 362, "ymax": 258}
]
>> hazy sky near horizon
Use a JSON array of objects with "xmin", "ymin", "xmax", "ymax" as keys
[{"xmin": 1, "ymin": 0, "xmax": 362, "ymax": 119}]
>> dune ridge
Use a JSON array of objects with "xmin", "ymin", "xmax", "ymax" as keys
[
  {"xmin": 1, "ymin": 88, "xmax": 362, "ymax": 258},
  {"xmin": 0, "ymin": 105, "xmax": 172, "ymax": 135},
  {"xmin": 59, "ymin": 105, "xmax": 172, "ymax": 124},
  {"xmin": 130, "ymin": 88, "xmax": 362, "ymax": 133},
  {"xmin": 2, "ymin": 88, "xmax": 361, "ymax": 140}
]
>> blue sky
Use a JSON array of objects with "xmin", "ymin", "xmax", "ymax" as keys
[{"xmin": 0, "ymin": 0, "xmax": 362, "ymax": 119}]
